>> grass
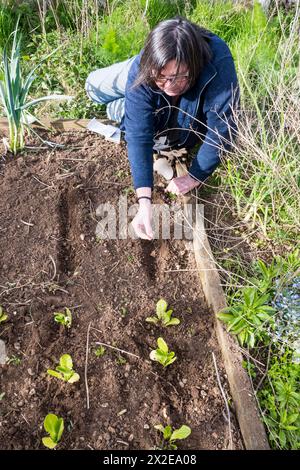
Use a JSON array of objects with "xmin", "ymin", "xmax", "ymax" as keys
[{"xmin": 218, "ymin": 4, "xmax": 300, "ymax": 245}]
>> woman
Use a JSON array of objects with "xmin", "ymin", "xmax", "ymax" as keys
[{"xmin": 85, "ymin": 17, "xmax": 240, "ymax": 240}]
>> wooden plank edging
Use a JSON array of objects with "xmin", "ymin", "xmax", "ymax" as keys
[
  {"xmin": 0, "ymin": 118, "xmax": 92, "ymax": 133},
  {"xmin": 192, "ymin": 204, "xmax": 270, "ymax": 450}
]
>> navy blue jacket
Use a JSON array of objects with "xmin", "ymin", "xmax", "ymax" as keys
[{"xmin": 122, "ymin": 32, "xmax": 240, "ymax": 190}]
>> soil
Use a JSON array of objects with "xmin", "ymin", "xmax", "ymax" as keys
[{"xmin": 0, "ymin": 131, "xmax": 243, "ymax": 450}]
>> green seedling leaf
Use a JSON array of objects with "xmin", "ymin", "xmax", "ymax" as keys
[
  {"xmin": 170, "ymin": 425, "xmax": 192, "ymax": 441},
  {"xmin": 0, "ymin": 306, "xmax": 8, "ymax": 324},
  {"xmin": 145, "ymin": 316, "xmax": 159, "ymax": 324},
  {"xmin": 42, "ymin": 414, "xmax": 64, "ymax": 449},
  {"xmin": 149, "ymin": 350, "xmax": 163, "ymax": 362},
  {"xmin": 67, "ymin": 372, "xmax": 80, "ymax": 384},
  {"xmin": 156, "ymin": 299, "xmax": 168, "ymax": 319},
  {"xmin": 42, "ymin": 436, "xmax": 57, "ymax": 449},
  {"xmin": 164, "ymin": 318, "xmax": 180, "ymax": 326},
  {"xmin": 157, "ymin": 337, "xmax": 168, "ymax": 353},
  {"xmin": 164, "ymin": 355, "xmax": 177, "ymax": 367},
  {"xmin": 60, "ymin": 354, "xmax": 73, "ymax": 370},
  {"xmin": 163, "ymin": 425, "xmax": 172, "ymax": 440},
  {"xmin": 47, "ymin": 370, "xmax": 63, "ymax": 380}
]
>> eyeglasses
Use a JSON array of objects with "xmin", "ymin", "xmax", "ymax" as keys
[{"xmin": 153, "ymin": 73, "xmax": 190, "ymax": 86}]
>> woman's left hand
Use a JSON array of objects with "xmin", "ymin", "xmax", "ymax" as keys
[{"xmin": 165, "ymin": 174, "xmax": 200, "ymax": 195}]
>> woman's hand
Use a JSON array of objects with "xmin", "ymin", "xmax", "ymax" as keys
[
  {"xmin": 131, "ymin": 199, "xmax": 153, "ymax": 240},
  {"xmin": 165, "ymin": 174, "xmax": 200, "ymax": 195}
]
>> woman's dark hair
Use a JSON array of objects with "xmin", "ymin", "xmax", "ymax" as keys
[{"xmin": 133, "ymin": 16, "xmax": 213, "ymax": 89}]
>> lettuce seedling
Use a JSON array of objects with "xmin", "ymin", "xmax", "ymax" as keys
[
  {"xmin": 150, "ymin": 337, "xmax": 177, "ymax": 367},
  {"xmin": 0, "ymin": 306, "xmax": 8, "ymax": 324},
  {"xmin": 47, "ymin": 354, "xmax": 79, "ymax": 383},
  {"xmin": 54, "ymin": 308, "xmax": 72, "ymax": 328},
  {"xmin": 146, "ymin": 299, "xmax": 180, "ymax": 327},
  {"xmin": 154, "ymin": 424, "xmax": 191, "ymax": 450},
  {"xmin": 42, "ymin": 413, "xmax": 64, "ymax": 449}
]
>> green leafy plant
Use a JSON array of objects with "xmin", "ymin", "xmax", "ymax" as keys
[
  {"xmin": 53, "ymin": 308, "xmax": 72, "ymax": 328},
  {"xmin": 259, "ymin": 350, "xmax": 300, "ymax": 449},
  {"xmin": 251, "ymin": 259, "xmax": 282, "ymax": 294},
  {"xmin": 250, "ymin": 250, "xmax": 300, "ymax": 295},
  {"xmin": 0, "ymin": 306, "xmax": 8, "ymax": 324},
  {"xmin": 146, "ymin": 299, "xmax": 180, "ymax": 327},
  {"xmin": 42, "ymin": 413, "xmax": 64, "ymax": 449},
  {"xmin": 149, "ymin": 337, "xmax": 177, "ymax": 368},
  {"xmin": 154, "ymin": 424, "xmax": 191, "ymax": 450},
  {"xmin": 47, "ymin": 354, "xmax": 80, "ymax": 383},
  {"xmin": 217, "ymin": 287, "xmax": 276, "ymax": 347},
  {"xmin": 94, "ymin": 345, "xmax": 106, "ymax": 358},
  {"xmin": 0, "ymin": 20, "xmax": 72, "ymax": 154}
]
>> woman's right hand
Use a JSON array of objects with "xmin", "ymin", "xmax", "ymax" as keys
[{"xmin": 131, "ymin": 199, "xmax": 153, "ymax": 240}]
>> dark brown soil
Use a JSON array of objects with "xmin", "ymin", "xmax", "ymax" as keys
[{"xmin": 0, "ymin": 131, "xmax": 243, "ymax": 450}]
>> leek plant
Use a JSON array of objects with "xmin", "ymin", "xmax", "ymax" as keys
[{"xmin": 0, "ymin": 21, "xmax": 72, "ymax": 154}]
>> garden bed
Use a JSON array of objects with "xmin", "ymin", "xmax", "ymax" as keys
[{"xmin": 0, "ymin": 131, "xmax": 246, "ymax": 450}]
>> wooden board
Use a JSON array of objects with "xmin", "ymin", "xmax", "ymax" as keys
[
  {"xmin": 192, "ymin": 204, "xmax": 270, "ymax": 450},
  {"xmin": 0, "ymin": 117, "xmax": 114, "ymax": 135}
]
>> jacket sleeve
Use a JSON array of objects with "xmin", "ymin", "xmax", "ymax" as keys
[
  {"xmin": 124, "ymin": 65, "xmax": 156, "ymax": 190},
  {"xmin": 189, "ymin": 55, "xmax": 240, "ymax": 182}
]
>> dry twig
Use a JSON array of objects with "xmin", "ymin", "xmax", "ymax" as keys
[
  {"xmin": 85, "ymin": 321, "xmax": 92, "ymax": 410},
  {"xmin": 212, "ymin": 352, "xmax": 233, "ymax": 450}
]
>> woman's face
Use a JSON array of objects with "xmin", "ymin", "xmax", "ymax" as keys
[{"xmin": 154, "ymin": 60, "xmax": 190, "ymax": 96}]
